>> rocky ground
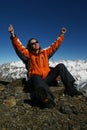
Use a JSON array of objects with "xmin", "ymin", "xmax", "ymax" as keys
[{"xmin": 0, "ymin": 79, "xmax": 87, "ymax": 130}]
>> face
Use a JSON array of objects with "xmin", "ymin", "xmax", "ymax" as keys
[{"xmin": 30, "ymin": 39, "xmax": 40, "ymax": 50}]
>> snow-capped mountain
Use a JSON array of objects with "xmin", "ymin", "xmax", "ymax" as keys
[
  {"xmin": 0, "ymin": 61, "xmax": 27, "ymax": 81},
  {"xmin": 0, "ymin": 60, "xmax": 87, "ymax": 89},
  {"xmin": 50, "ymin": 60, "xmax": 87, "ymax": 82}
]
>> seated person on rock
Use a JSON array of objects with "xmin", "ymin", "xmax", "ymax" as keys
[{"xmin": 8, "ymin": 24, "xmax": 82, "ymax": 108}]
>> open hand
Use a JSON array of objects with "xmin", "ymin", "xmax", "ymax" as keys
[
  {"xmin": 8, "ymin": 24, "xmax": 14, "ymax": 34},
  {"xmin": 61, "ymin": 27, "xmax": 67, "ymax": 34}
]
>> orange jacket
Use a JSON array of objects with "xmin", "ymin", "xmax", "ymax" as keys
[{"xmin": 11, "ymin": 35, "xmax": 64, "ymax": 79}]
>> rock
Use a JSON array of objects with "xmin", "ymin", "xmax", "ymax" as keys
[
  {"xmin": 0, "ymin": 78, "xmax": 87, "ymax": 130},
  {"xmin": 3, "ymin": 96, "xmax": 17, "ymax": 108},
  {"xmin": 80, "ymin": 84, "xmax": 87, "ymax": 97},
  {"xmin": 50, "ymin": 84, "xmax": 65, "ymax": 98},
  {"xmin": 0, "ymin": 84, "xmax": 5, "ymax": 91}
]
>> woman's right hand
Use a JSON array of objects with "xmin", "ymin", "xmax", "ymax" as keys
[{"xmin": 8, "ymin": 24, "xmax": 14, "ymax": 35}]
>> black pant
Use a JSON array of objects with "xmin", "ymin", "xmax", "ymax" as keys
[
  {"xmin": 45, "ymin": 63, "xmax": 75, "ymax": 87},
  {"xmin": 26, "ymin": 63, "xmax": 75, "ymax": 101},
  {"xmin": 27, "ymin": 75, "xmax": 54, "ymax": 101}
]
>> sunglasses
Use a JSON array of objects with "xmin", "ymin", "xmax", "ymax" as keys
[{"xmin": 31, "ymin": 40, "xmax": 38, "ymax": 46}]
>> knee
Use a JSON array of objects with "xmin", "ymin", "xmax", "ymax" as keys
[
  {"xmin": 56, "ymin": 63, "xmax": 65, "ymax": 69},
  {"xmin": 31, "ymin": 75, "xmax": 41, "ymax": 80}
]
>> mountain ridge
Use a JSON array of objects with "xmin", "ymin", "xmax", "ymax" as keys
[{"xmin": 0, "ymin": 60, "xmax": 87, "ymax": 85}]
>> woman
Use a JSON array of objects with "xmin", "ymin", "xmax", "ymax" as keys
[{"xmin": 8, "ymin": 24, "xmax": 82, "ymax": 108}]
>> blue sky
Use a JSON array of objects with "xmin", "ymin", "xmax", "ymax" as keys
[{"xmin": 0, "ymin": 0, "xmax": 87, "ymax": 64}]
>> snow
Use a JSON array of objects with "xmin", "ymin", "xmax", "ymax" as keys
[
  {"xmin": 50, "ymin": 60, "xmax": 87, "ymax": 78},
  {"xmin": 0, "ymin": 60, "xmax": 87, "ymax": 90},
  {"xmin": 10, "ymin": 61, "xmax": 25, "ymax": 67}
]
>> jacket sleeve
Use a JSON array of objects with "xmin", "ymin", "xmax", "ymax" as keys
[
  {"xmin": 44, "ymin": 35, "xmax": 64, "ymax": 59},
  {"xmin": 11, "ymin": 36, "xmax": 30, "ymax": 59}
]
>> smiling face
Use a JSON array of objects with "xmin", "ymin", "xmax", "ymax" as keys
[
  {"xmin": 30, "ymin": 39, "xmax": 40, "ymax": 50},
  {"xmin": 27, "ymin": 38, "xmax": 41, "ymax": 53}
]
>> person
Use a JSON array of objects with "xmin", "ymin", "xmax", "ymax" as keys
[{"xmin": 8, "ymin": 24, "xmax": 82, "ymax": 108}]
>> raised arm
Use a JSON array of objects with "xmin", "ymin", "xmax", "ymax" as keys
[
  {"xmin": 8, "ymin": 24, "xmax": 29, "ymax": 58},
  {"xmin": 45, "ymin": 27, "xmax": 67, "ymax": 58}
]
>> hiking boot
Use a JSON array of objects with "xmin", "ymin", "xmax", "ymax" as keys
[
  {"xmin": 30, "ymin": 87, "xmax": 55, "ymax": 108},
  {"xmin": 36, "ymin": 87, "xmax": 48, "ymax": 101},
  {"xmin": 64, "ymin": 84, "xmax": 82, "ymax": 97},
  {"xmin": 43, "ymin": 98, "xmax": 55, "ymax": 108},
  {"xmin": 36, "ymin": 87, "xmax": 55, "ymax": 108}
]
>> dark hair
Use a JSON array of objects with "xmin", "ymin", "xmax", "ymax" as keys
[{"xmin": 26, "ymin": 38, "xmax": 41, "ymax": 52}]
